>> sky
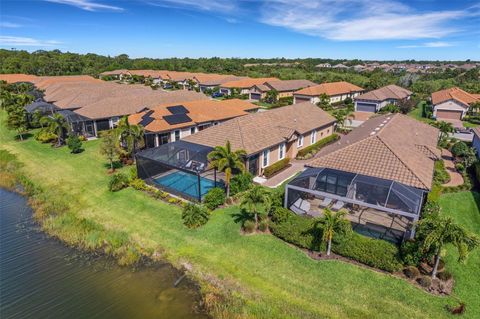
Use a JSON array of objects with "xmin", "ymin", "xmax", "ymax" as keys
[{"xmin": 0, "ymin": 0, "xmax": 479, "ymax": 60}]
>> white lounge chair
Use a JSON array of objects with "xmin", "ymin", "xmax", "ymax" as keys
[
  {"xmin": 290, "ymin": 198, "xmax": 310, "ymax": 215},
  {"xmin": 319, "ymin": 197, "xmax": 332, "ymax": 208},
  {"xmin": 332, "ymin": 200, "xmax": 345, "ymax": 211}
]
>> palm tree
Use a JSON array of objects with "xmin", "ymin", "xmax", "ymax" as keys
[
  {"xmin": 417, "ymin": 214, "xmax": 479, "ymax": 279},
  {"xmin": 114, "ymin": 116, "xmax": 145, "ymax": 160},
  {"xmin": 436, "ymin": 121, "xmax": 454, "ymax": 140},
  {"xmin": 240, "ymin": 185, "xmax": 271, "ymax": 230},
  {"xmin": 333, "ymin": 110, "xmax": 347, "ymax": 130},
  {"xmin": 315, "ymin": 208, "xmax": 349, "ymax": 256},
  {"xmin": 41, "ymin": 113, "xmax": 69, "ymax": 146},
  {"xmin": 207, "ymin": 141, "xmax": 246, "ymax": 197}
]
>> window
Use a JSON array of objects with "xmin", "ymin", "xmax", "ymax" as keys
[
  {"xmin": 297, "ymin": 135, "xmax": 304, "ymax": 147},
  {"xmin": 174, "ymin": 130, "xmax": 181, "ymax": 141},
  {"xmin": 262, "ymin": 149, "xmax": 269, "ymax": 168},
  {"xmin": 278, "ymin": 143, "xmax": 286, "ymax": 160},
  {"xmin": 190, "ymin": 127, "xmax": 196, "ymax": 135},
  {"xmin": 311, "ymin": 130, "xmax": 317, "ymax": 144}
]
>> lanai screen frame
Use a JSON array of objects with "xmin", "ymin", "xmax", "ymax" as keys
[
  {"xmin": 136, "ymin": 140, "xmax": 221, "ymax": 202},
  {"xmin": 285, "ymin": 167, "xmax": 427, "ymax": 239}
]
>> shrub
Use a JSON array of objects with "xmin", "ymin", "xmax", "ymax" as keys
[
  {"xmin": 182, "ymin": 203, "xmax": 210, "ymax": 229},
  {"xmin": 270, "ymin": 213, "xmax": 402, "ymax": 272},
  {"xmin": 422, "ymin": 200, "xmax": 440, "ymax": 216},
  {"xmin": 296, "ymin": 134, "xmax": 340, "ymax": 159},
  {"xmin": 403, "ymin": 266, "xmax": 420, "ymax": 279},
  {"xmin": 417, "ymin": 275, "xmax": 432, "ymax": 288},
  {"xmin": 270, "ymin": 206, "xmax": 293, "ymax": 223},
  {"xmin": 168, "ymin": 197, "xmax": 179, "ymax": 204},
  {"xmin": 204, "ymin": 187, "xmax": 226, "ymax": 210},
  {"xmin": 433, "ymin": 160, "xmax": 450, "ymax": 184},
  {"xmin": 400, "ymin": 239, "xmax": 428, "ymax": 266},
  {"xmin": 258, "ymin": 219, "xmax": 269, "ymax": 232},
  {"xmin": 438, "ymin": 271, "xmax": 453, "ymax": 281},
  {"xmin": 451, "ymin": 141, "xmax": 469, "ymax": 157},
  {"xmin": 263, "ymin": 158, "xmax": 290, "ymax": 178},
  {"xmin": 427, "ymin": 184, "xmax": 442, "ymax": 202},
  {"xmin": 129, "ymin": 178, "xmax": 147, "ymax": 191},
  {"xmin": 455, "ymin": 163, "xmax": 465, "ymax": 172},
  {"xmin": 66, "ymin": 135, "xmax": 83, "ymax": 154},
  {"xmin": 108, "ymin": 173, "xmax": 129, "ymax": 192},
  {"xmin": 243, "ymin": 220, "xmax": 256, "ymax": 233},
  {"xmin": 230, "ymin": 173, "xmax": 253, "ymax": 195},
  {"xmin": 34, "ymin": 129, "xmax": 57, "ymax": 143}
]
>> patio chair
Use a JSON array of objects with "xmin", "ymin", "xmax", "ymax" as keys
[
  {"xmin": 332, "ymin": 200, "xmax": 345, "ymax": 211},
  {"xmin": 185, "ymin": 160, "xmax": 192, "ymax": 169},
  {"xmin": 319, "ymin": 197, "xmax": 332, "ymax": 208},
  {"xmin": 290, "ymin": 198, "xmax": 310, "ymax": 215}
]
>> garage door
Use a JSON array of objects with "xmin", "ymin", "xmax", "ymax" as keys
[
  {"xmin": 250, "ymin": 93, "xmax": 261, "ymax": 100},
  {"xmin": 294, "ymin": 96, "xmax": 311, "ymax": 104},
  {"xmin": 436, "ymin": 110, "xmax": 462, "ymax": 120},
  {"xmin": 356, "ymin": 102, "xmax": 377, "ymax": 112}
]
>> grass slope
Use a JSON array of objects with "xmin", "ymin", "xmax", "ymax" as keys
[{"xmin": 1, "ymin": 111, "xmax": 478, "ymax": 318}]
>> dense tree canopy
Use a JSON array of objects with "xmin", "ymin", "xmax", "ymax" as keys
[{"xmin": 0, "ymin": 49, "xmax": 478, "ymax": 95}]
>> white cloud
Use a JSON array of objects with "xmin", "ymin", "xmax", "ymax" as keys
[
  {"xmin": 260, "ymin": 0, "xmax": 469, "ymax": 40},
  {"xmin": 146, "ymin": 0, "xmax": 236, "ymax": 12},
  {"xmin": 45, "ymin": 0, "xmax": 124, "ymax": 12},
  {"xmin": 0, "ymin": 36, "xmax": 62, "ymax": 47},
  {"xmin": 397, "ymin": 41, "xmax": 455, "ymax": 49},
  {"xmin": 0, "ymin": 22, "xmax": 22, "ymax": 28}
]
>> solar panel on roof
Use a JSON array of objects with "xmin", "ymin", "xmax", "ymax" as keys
[
  {"xmin": 167, "ymin": 105, "xmax": 189, "ymax": 114},
  {"xmin": 139, "ymin": 110, "xmax": 155, "ymax": 127},
  {"xmin": 163, "ymin": 113, "xmax": 192, "ymax": 125}
]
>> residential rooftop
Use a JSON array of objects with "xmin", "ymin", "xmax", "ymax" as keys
[
  {"xmin": 431, "ymin": 87, "xmax": 479, "ymax": 106},
  {"xmin": 355, "ymin": 84, "xmax": 412, "ymax": 101},
  {"xmin": 183, "ymin": 102, "xmax": 336, "ymax": 155},
  {"xmin": 309, "ymin": 113, "xmax": 440, "ymax": 190},
  {"xmin": 295, "ymin": 81, "xmax": 364, "ymax": 96},
  {"xmin": 221, "ymin": 77, "xmax": 278, "ymax": 89},
  {"xmin": 128, "ymin": 99, "xmax": 258, "ymax": 133},
  {"xmin": 264, "ymin": 79, "xmax": 317, "ymax": 92}
]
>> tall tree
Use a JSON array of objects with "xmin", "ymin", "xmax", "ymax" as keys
[
  {"xmin": 41, "ymin": 113, "xmax": 69, "ymax": 146},
  {"xmin": 6, "ymin": 106, "xmax": 29, "ymax": 140},
  {"xmin": 316, "ymin": 93, "xmax": 332, "ymax": 111},
  {"xmin": 207, "ymin": 141, "xmax": 246, "ymax": 197},
  {"xmin": 240, "ymin": 185, "xmax": 271, "ymax": 230},
  {"xmin": 417, "ymin": 214, "xmax": 479, "ymax": 279},
  {"xmin": 315, "ymin": 209, "xmax": 349, "ymax": 256},
  {"xmin": 114, "ymin": 116, "xmax": 145, "ymax": 160}
]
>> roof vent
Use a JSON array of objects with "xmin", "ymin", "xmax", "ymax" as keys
[
  {"xmin": 370, "ymin": 131, "xmax": 376, "ymax": 135},
  {"xmin": 383, "ymin": 120, "xmax": 388, "ymax": 123},
  {"xmin": 375, "ymin": 127, "xmax": 380, "ymax": 131},
  {"xmin": 379, "ymin": 123, "xmax": 384, "ymax": 127}
]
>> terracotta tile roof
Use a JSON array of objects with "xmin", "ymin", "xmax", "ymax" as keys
[
  {"xmin": 221, "ymin": 77, "xmax": 278, "ymax": 89},
  {"xmin": 0, "ymin": 74, "xmax": 39, "ymax": 83},
  {"xmin": 294, "ymin": 81, "xmax": 364, "ymax": 97},
  {"xmin": 309, "ymin": 114, "xmax": 440, "ymax": 190},
  {"xmin": 100, "ymin": 69, "xmax": 129, "ymax": 76},
  {"xmin": 265, "ymin": 79, "xmax": 317, "ymax": 92},
  {"xmin": 194, "ymin": 74, "xmax": 244, "ymax": 86},
  {"xmin": 74, "ymin": 90, "xmax": 207, "ymax": 119},
  {"xmin": 355, "ymin": 84, "xmax": 412, "ymax": 102},
  {"xmin": 35, "ymin": 75, "xmax": 101, "ymax": 90},
  {"xmin": 129, "ymin": 99, "xmax": 259, "ymax": 133},
  {"xmin": 472, "ymin": 94, "xmax": 480, "ymax": 99},
  {"xmin": 183, "ymin": 102, "xmax": 336, "ymax": 155},
  {"xmin": 431, "ymin": 87, "xmax": 479, "ymax": 106}
]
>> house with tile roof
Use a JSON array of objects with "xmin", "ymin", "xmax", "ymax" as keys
[
  {"xmin": 354, "ymin": 84, "xmax": 412, "ymax": 113},
  {"xmin": 193, "ymin": 74, "xmax": 244, "ymax": 92},
  {"xmin": 293, "ymin": 81, "xmax": 364, "ymax": 104},
  {"xmin": 472, "ymin": 127, "xmax": 480, "ymax": 159},
  {"xmin": 183, "ymin": 102, "xmax": 336, "ymax": 176},
  {"xmin": 128, "ymin": 99, "xmax": 259, "ymax": 148},
  {"xmin": 431, "ymin": 87, "xmax": 480, "ymax": 120},
  {"xmin": 285, "ymin": 113, "xmax": 440, "ymax": 242},
  {"xmin": 219, "ymin": 77, "xmax": 278, "ymax": 95},
  {"xmin": 249, "ymin": 79, "xmax": 317, "ymax": 101}
]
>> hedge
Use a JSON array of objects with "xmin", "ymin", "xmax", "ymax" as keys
[
  {"xmin": 263, "ymin": 158, "xmax": 290, "ymax": 178},
  {"xmin": 433, "ymin": 160, "xmax": 450, "ymax": 185},
  {"xmin": 269, "ymin": 213, "xmax": 402, "ymax": 272},
  {"xmin": 296, "ymin": 134, "xmax": 340, "ymax": 159}
]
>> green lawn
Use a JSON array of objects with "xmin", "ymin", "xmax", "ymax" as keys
[{"xmin": 1, "ymin": 111, "xmax": 479, "ymax": 318}]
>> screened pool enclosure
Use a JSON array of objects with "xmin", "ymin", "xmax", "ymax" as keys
[
  {"xmin": 285, "ymin": 167, "xmax": 427, "ymax": 242},
  {"xmin": 136, "ymin": 140, "xmax": 224, "ymax": 202}
]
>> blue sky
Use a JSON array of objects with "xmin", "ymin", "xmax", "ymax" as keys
[{"xmin": 1, "ymin": 0, "xmax": 479, "ymax": 60}]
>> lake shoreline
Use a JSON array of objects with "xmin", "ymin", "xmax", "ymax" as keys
[{"xmin": 0, "ymin": 151, "xmax": 210, "ymax": 318}]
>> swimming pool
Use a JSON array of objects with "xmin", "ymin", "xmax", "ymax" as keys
[{"xmin": 153, "ymin": 171, "xmax": 219, "ymax": 199}]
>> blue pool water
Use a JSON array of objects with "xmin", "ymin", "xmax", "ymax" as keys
[{"xmin": 154, "ymin": 171, "xmax": 219, "ymax": 199}]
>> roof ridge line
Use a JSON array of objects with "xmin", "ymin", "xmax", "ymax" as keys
[{"xmin": 376, "ymin": 130, "xmax": 429, "ymax": 189}]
